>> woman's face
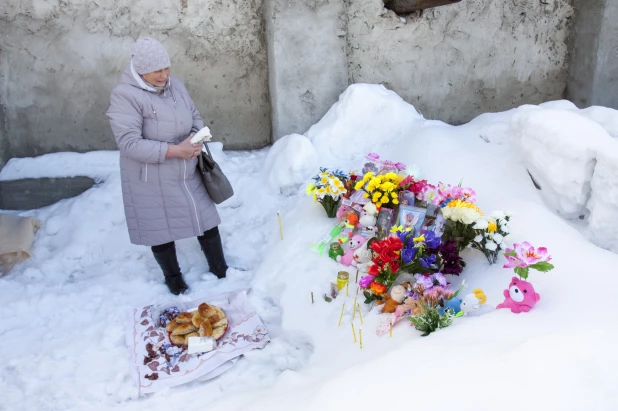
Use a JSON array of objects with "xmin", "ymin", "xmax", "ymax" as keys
[{"xmin": 142, "ymin": 67, "xmax": 171, "ymax": 88}]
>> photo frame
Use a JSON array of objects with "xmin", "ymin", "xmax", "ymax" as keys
[
  {"xmin": 398, "ymin": 190, "xmax": 417, "ymax": 207},
  {"xmin": 397, "ymin": 205, "xmax": 427, "ymax": 237},
  {"xmin": 376, "ymin": 207, "xmax": 395, "ymax": 239}
]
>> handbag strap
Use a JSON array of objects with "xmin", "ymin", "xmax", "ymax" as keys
[{"xmin": 202, "ymin": 142, "xmax": 215, "ymax": 161}]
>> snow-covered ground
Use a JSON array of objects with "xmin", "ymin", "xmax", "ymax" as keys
[{"xmin": 1, "ymin": 84, "xmax": 618, "ymax": 411}]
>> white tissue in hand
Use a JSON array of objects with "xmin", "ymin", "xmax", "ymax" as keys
[{"xmin": 191, "ymin": 126, "xmax": 213, "ymax": 144}]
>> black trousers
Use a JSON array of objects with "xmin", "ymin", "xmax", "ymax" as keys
[{"xmin": 151, "ymin": 226, "xmax": 219, "ymax": 253}]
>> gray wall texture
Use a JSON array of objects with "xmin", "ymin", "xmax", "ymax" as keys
[
  {"xmin": 0, "ymin": 0, "xmax": 270, "ymax": 162},
  {"xmin": 346, "ymin": 0, "xmax": 574, "ymax": 125},
  {"xmin": 0, "ymin": 0, "xmax": 616, "ymax": 162},
  {"xmin": 567, "ymin": 0, "xmax": 618, "ymax": 109}
]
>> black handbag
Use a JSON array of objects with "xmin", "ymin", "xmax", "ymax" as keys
[{"xmin": 197, "ymin": 143, "xmax": 234, "ymax": 204}]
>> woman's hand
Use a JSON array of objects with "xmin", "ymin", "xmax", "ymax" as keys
[{"xmin": 166, "ymin": 135, "xmax": 202, "ymax": 159}]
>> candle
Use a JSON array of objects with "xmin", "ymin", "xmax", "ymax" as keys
[
  {"xmin": 277, "ymin": 211, "xmax": 283, "ymax": 240},
  {"xmin": 311, "ymin": 292, "xmax": 314, "ymax": 304},
  {"xmin": 359, "ymin": 327, "xmax": 363, "ymax": 349},
  {"xmin": 351, "ymin": 322, "xmax": 357, "ymax": 343},
  {"xmin": 338, "ymin": 303, "xmax": 345, "ymax": 327},
  {"xmin": 357, "ymin": 303, "xmax": 364, "ymax": 324},
  {"xmin": 346, "ymin": 282, "xmax": 349, "ymax": 297},
  {"xmin": 351, "ymin": 296, "xmax": 357, "ymax": 321},
  {"xmin": 355, "ymin": 269, "xmax": 359, "ymax": 283},
  {"xmin": 390, "ymin": 322, "xmax": 393, "ymax": 338}
]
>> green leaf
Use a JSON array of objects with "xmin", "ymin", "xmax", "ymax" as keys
[
  {"xmin": 323, "ymin": 294, "xmax": 332, "ymax": 303},
  {"xmin": 529, "ymin": 261, "xmax": 555, "ymax": 273},
  {"xmin": 514, "ymin": 266, "xmax": 529, "ymax": 279},
  {"xmin": 504, "ymin": 250, "xmax": 517, "ymax": 257}
]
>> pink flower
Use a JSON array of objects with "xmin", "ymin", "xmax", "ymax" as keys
[
  {"xmin": 366, "ymin": 153, "xmax": 380, "ymax": 161},
  {"xmin": 503, "ymin": 242, "xmax": 552, "ymax": 269}
]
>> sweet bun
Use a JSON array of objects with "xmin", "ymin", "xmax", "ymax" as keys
[
  {"xmin": 212, "ymin": 323, "xmax": 227, "ymax": 341},
  {"xmin": 165, "ymin": 319, "xmax": 178, "ymax": 333},
  {"xmin": 191, "ymin": 311, "xmax": 205, "ymax": 328},
  {"xmin": 170, "ymin": 334, "xmax": 186, "ymax": 345},
  {"xmin": 171, "ymin": 323, "xmax": 197, "ymax": 336},
  {"xmin": 198, "ymin": 303, "xmax": 215, "ymax": 319},
  {"xmin": 176, "ymin": 312, "xmax": 193, "ymax": 324},
  {"xmin": 199, "ymin": 319, "xmax": 213, "ymax": 337}
]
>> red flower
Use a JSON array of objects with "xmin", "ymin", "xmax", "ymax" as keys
[
  {"xmin": 390, "ymin": 261, "xmax": 400, "ymax": 274},
  {"xmin": 368, "ymin": 264, "xmax": 380, "ymax": 276}
]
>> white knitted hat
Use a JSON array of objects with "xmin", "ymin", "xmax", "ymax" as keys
[{"xmin": 131, "ymin": 37, "xmax": 171, "ymax": 75}]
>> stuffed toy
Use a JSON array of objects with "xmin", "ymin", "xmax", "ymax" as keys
[
  {"xmin": 497, "ymin": 277, "xmax": 540, "ymax": 314},
  {"xmin": 338, "ymin": 213, "xmax": 359, "ymax": 243},
  {"xmin": 358, "ymin": 203, "xmax": 378, "ymax": 238},
  {"xmin": 336, "ymin": 235, "xmax": 367, "ymax": 266},
  {"xmin": 380, "ymin": 285, "xmax": 407, "ymax": 314},
  {"xmin": 461, "ymin": 289, "xmax": 487, "ymax": 316},
  {"xmin": 352, "ymin": 241, "xmax": 374, "ymax": 272}
]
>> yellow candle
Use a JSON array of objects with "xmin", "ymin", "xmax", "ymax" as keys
[
  {"xmin": 338, "ymin": 303, "xmax": 345, "ymax": 327},
  {"xmin": 277, "ymin": 211, "xmax": 283, "ymax": 240},
  {"xmin": 390, "ymin": 322, "xmax": 393, "ymax": 338},
  {"xmin": 359, "ymin": 328, "xmax": 363, "ymax": 349},
  {"xmin": 357, "ymin": 303, "xmax": 364, "ymax": 324},
  {"xmin": 346, "ymin": 282, "xmax": 349, "ymax": 297},
  {"xmin": 351, "ymin": 323, "xmax": 357, "ymax": 343},
  {"xmin": 351, "ymin": 296, "xmax": 357, "ymax": 321},
  {"xmin": 311, "ymin": 292, "xmax": 314, "ymax": 304},
  {"xmin": 355, "ymin": 269, "xmax": 359, "ymax": 283}
]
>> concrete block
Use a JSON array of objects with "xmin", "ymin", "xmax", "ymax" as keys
[{"xmin": 0, "ymin": 177, "xmax": 96, "ymax": 210}]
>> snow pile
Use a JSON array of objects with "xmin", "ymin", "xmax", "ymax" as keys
[
  {"xmin": 588, "ymin": 145, "xmax": 618, "ymax": 253},
  {"xmin": 2, "ymin": 84, "xmax": 618, "ymax": 411},
  {"xmin": 263, "ymin": 134, "xmax": 317, "ymax": 195},
  {"xmin": 509, "ymin": 105, "xmax": 615, "ymax": 218},
  {"xmin": 305, "ymin": 84, "xmax": 423, "ymax": 164}
]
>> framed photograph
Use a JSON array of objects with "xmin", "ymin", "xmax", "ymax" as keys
[
  {"xmin": 398, "ymin": 190, "xmax": 417, "ymax": 207},
  {"xmin": 376, "ymin": 207, "xmax": 395, "ymax": 239},
  {"xmin": 397, "ymin": 205, "xmax": 427, "ymax": 237}
]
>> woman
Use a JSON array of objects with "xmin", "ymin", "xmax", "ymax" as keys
[{"xmin": 107, "ymin": 37, "xmax": 228, "ymax": 295}]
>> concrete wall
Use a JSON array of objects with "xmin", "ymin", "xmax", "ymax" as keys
[
  {"xmin": 266, "ymin": 0, "xmax": 348, "ymax": 139},
  {"xmin": 568, "ymin": 0, "xmax": 618, "ymax": 110},
  {"xmin": 346, "ymin": 0, "xmax": 575, "ymax": 124},
  {"xmin": 0, "ymin": 0, "xmax": 270, "ymax": 161}
]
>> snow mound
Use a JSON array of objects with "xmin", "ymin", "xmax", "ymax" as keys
[
  {"xmin": 588, "ymin": 145, "xmax": 618, "ymax": 253},
  {"xmin": 305, "ymin": 84, "xmax": 423, "ymax": 162},
  {"xmin": 509, "ymin": 105, "xmax": 615, "ymax": 218},
  {"xmin": 579, "ymin": 106, "xmax": 618, "ymax": 139},
  {"xmin": 262, "ymin": 134, "xmax": 317, "ymax": 195}
]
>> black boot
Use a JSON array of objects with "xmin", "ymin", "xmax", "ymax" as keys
[
  {"xmin": 152, "ymin": 243, "xmax": 189, "ymax": 295},
  {"xmin": 198, "ymin": 228, "xmax": 228, "ymax": 279}
]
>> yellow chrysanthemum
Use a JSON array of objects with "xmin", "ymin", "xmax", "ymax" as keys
[
  {"xmin": 355, "ymin": 181, "xmax": 364, "ymax": 190},
  {"xmin": 488, "ymin": 221, "xmax": 498, "ymax": 233},
  {"xmin": 384, "ymin": 172, "xmax": 398, "ymax": 180},
  {"xmin": 391, "ymin": 192, "xmax": 398, "ymax": 198},
  {"xmin": 381, "ymin": 195, "xmax": 389, "ymax": 204},
  {"xmin": 447, "ymin": 199, "xmax": 482, "ymax": 213},
  {"xmin": 392, "ymin": 199, "xmax": 399, "ymax": 205},
  {"xmin": 363, "ymin": 193, "xmax": 369, "ymax": 198}
]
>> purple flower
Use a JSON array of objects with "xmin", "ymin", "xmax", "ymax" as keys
[
  {"xmin": 439, "ymin": 241, "xmax": 465, "ymax": 276},
  {"xmin": 402, "ymin": 246, "xmax": 418, "ymax": 265},
  {"xmin": 366, "ymin": 153, "xmax": 380, "ymax": 161},
  {"xmin": 397, "ymin": 230, "xmax": 412, "ymax": 245},
  {"xmin": 420, "ymin": 254, "xmax": 437, "ymax": 269},
  {"xmin": 395, "ymin": 162, "xmax": 407, "ymax": 171},
  {"xmin": 414, "ymin": 274, "xmax": 434, "ymax": 290},
  {"xmin": 433, "ymin": 273, "xmax": 447, "ymax": 287},
  {"xmin": 359, "ymin": 275, "xmax": 375, "ymax": 288},
  {"xmin": 424, "ymin": 231, "xmax": 441, "ymax": 250}
]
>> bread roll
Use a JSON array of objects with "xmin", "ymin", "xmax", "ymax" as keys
[
  {"xmin": 212, "ymin": 322, "xmax": 227, "ymax": 340},
  {"xmin": 176, "ymin": 312, "xmax": 193, "ymax": 324},
  {"xmin": 170, "ymin": 334, "xmax": 186, "ymax": 345},
  {"xmin": 165, "ymin": 319, "xmax": 178, "ymax": 333},
  {"xmin": 198, "ymin": 303, "xmax": 215, "ymax": 319},
  {"xmin": 171, "ymin": 323, "xmax": 197, "ymax": 336},
  {"xmin": 199, "ymin": 319, "xmax": 213, "ymax": 337},
  {"xmin": 211, "ymin": 307, "xmax": 228, "ymax": 329},
  {"xmin": 191, "ymin": 311, "xmax": 205, "ymax": 328},
  {"xmin": 185, "ymin": 332, "xmax": 199, "ymax": 340}
]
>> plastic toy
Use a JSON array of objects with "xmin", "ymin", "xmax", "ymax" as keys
[{"xmin": 497, "ymin": 277, "xmax": 540, "ymax": 313}]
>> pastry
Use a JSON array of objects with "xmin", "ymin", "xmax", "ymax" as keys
[
  {"xmin": 170, "ymin": 334, "xmax": 186, "ymax": 345},
  {"xmin": 210, "ymin": 307, "xmax": 228, "ymax": 329},
  {"xmin": 185, "ymin": 332, "xmax": 199, "ymax": 340},
  {"xmin": 165, "ymin": 319, "xmax": 178, "ymax": 333},
  {"xmin": 212, "ymin": 322, "xmax": 227, "ymax": 340},
  {"xmin": 198, "ymin": 303, "xmax": 215, "ymax": 319},
  {"xmin": 171, "ymin": 323, "xmax": 197, "ymax": 336},
  {"xmin": 191, "ymin": 311, "xmax": 205, "ymax": 328},
  {"xmin": 199, "ymin": 319, "xmax": 213, "ymax": 337},
  {"xmin": 176, "ymin": 312, "xmax": 193, "ymax": 324}
]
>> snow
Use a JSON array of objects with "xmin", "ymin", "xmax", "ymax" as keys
[{"xmin": 2, "ymin": 84, "xmax": 618, "ymax": 411}]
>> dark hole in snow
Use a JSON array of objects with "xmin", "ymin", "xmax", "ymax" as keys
[
  {"xmin": 527, "ymin": 170, "xmax": 541, "ymax": 191},
  {"xmin": 384, "ymin": 0, "xmax": 463, "ymax": 16}
]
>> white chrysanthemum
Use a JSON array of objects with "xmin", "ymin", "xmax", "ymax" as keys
[
  {"xmin": 485, "ymin": 241, "xmax": 498, "ymax": 251},
  {"xmin": 501, "ymin": 225, "xmax": 510, "ymax": 234},
  {"xmin": 441, "ymin": 208, "xmax": 453, "ymax": 220},
  {"xmin": 461, "ymin": 209, "xmax": 482, "ymax": 225},
  {"xmin": 493, "ymin": 233, "xmax": 504, "ymax": 244},
  {"xmin": 473, "ymin": 218, "xmax": 489, "ymax": 230},
  {"xmin": 491, "ymin": 210, "xmax": 506, "ymax": 220},
  {"xmin": 474, "ymin": 235, "xmax": 483, "ymax": 242}
]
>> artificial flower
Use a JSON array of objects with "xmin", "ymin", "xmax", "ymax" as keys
[
  {"xmin": 424, "ymin": 231, "xmax": 441, "ymax": 249},
  {"xmin": 493, "ymin": 233, "xmax": 504, "ymax": 244},
  {"xmin": 402, "ymin": 246, "xmax": 418, "ymax": 265},
  {"xmin": 370, "ymin": 282, "xmax": 387, "ymax": 295},
  {"xmin": 485, "ymin": 241, "xmax": 498, "ymax": 251},
  {"xmin": 503, "ymin": 242, "xmax": 551, "ymax": 269},
  {"xmin": 420, "ymin": 254, "xmax": 437, "ymax": 269},
  {"xmin": 359, "ymin": 275, "xmax": 376, "ymax": 288}
]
